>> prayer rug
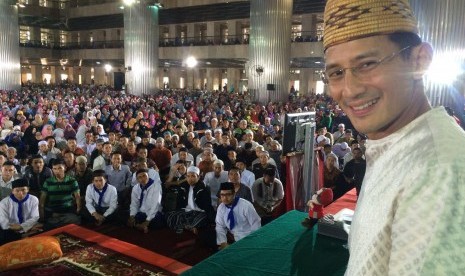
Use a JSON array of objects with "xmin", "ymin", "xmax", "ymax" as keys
[{"xmin": 3, "ymin": 224, "xmax": 190, "ymax": 275}]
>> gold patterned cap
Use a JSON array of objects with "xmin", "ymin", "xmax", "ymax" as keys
[{"xmin": 323, "ymin": 0, "xmax": 419, "ymax": 50}]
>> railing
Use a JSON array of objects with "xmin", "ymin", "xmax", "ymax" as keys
[
  {"xmin": 19, "ymin": 32, "xmax": 321, "ymax": 50},
  {"xmin": 20, "ymin": 40, "xmax": 124, "ymax": 49}
]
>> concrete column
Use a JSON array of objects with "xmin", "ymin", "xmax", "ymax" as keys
[
  {"xmin": 0, "ymin": 1, "xmax": 20, "ymax": 90},
  {"xmin": 301, "ymin": 13, "xmax": 317, "ymax": 39},
  {"xmin": 81, "ymin": 67, "xmax": 92, "ymax": 85},
  {"xmin": 50, "ymin": 66, "xmax": 62, "ymax": 85},
  {"xmin": 298, "ymin": 68, "xmax": 311, "ymax": 95},
  {"xmin": 94, "ymin": 67, "xmax": 105, "ymax": 85},
  {"xmin": 31, "ymin": 65, "xmax": 43, "ymax": 83},
  {"xmin": 168, "ymin": 24, "xmax": 176, "ymax": 39},
  {"xmin": 124, "ymin": 3, "xmax": 160, "ymax": 95},
  {"xmin": 227, "ymin": 68, "xmax": 240, "ymax": 93},
  {"xmin": 249, "ymin": 0, "xmax": 293, "ymax": 103},
  {"xmin": 72, "ymin": 67, "xmax": 80, "ymax": 84},
  {"xmin": 206, "ymin": 68, "xmax": 221, "ymax": 91}
]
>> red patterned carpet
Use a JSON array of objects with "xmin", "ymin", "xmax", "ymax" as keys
[{"xmin": 2, "ymin": 224, "xmax": 191, "ymax": 275}]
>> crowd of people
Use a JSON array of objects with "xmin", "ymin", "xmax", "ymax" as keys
[{"xmin": 0, "ymin": 82, "xmax": 358, "ymax": 250}]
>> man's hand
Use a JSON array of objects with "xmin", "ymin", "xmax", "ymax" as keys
[
  {"xmin": 219, "ymin": 242, "xmax": 229, "ymax": 250},
  {"xmin": 93, "ymin": 212, "xmax": 105, "ymax": 225},
  {"xmin": 127, "ymin": 216, "xmax": 136, "ymax": 228},
  {"xmin": 9, "ymin": 223, "xmax": 23, "ymax": 232},
  {"xmin": 136, "ymin": 221, "xmax": 150, "ymax": 233}
]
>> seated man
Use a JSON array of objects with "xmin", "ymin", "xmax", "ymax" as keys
[
  {"xmin": 127, "ymin": 169, "xmax": 164, "ymax": 233},
  {"xmin": 84, "ymin": 170, "xmax": 118, "ymax": 226},
  {"xmin": 40, "ymin": 159, "xmax": 81, "ymax": 230},
  {"xmin": 216, "ymin": 182, "xmax": 261, "ymax": 250},
  {"xmin": 166, "ymin": 166, "xmax": 214, "ymax": 234},
  {"xmin": 0, "ymin": 179, "xmax": 40, "ymax": 245},
  {"xmin": 252, "ymin": 168, "xmax": 284, "ymax": 225}
]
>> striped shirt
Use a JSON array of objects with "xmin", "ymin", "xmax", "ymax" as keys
[{"xmin": 42, "ymin": 175, "xmax": 79, "ymax": 213}]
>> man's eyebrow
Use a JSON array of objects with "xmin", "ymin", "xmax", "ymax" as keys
[{"xmin": 325, "ymin": 49, "xmax": 381, "ymax": 70}]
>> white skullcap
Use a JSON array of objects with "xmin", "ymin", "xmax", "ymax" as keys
[
  {"xmin": 38, "ymin": 141, "xmax": 47, "ymax": 146},
  {"xmin": 186, "ymin": 166, "xmax": 200, "ymax": 175}
]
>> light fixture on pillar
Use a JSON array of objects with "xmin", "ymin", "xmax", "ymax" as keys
[
  {"xmin": 104, "ymin": 64, "xmax": 113, "ymax": 73},
  {"xmin": 185, "ymin": 56, "xmax": 197, "ymax": 90},
  {"xmin": 251, "ymin": 65, "xmax": 264, "ymax": 77},
  {"xmin": 123, "ymin": 0, "xmax": 136, "ymax": 6},
  {"xmin": 17, "ymin": 1, "xmax": 26, "ymax": 8}
]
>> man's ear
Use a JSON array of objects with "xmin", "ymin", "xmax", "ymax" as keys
[{"xmin": 411, "ymin": 42, "xmax": 433, "ymax": 80}]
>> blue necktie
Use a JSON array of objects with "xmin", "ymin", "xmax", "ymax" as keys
[
  {"xmin": 226, "ymin": 196, "xmax": 240, "ymax": 230},
  {"xmin": 94, "ymin": 184, "xmax": 108, "ymax": 208},
  {"xmin": 10, "ymin": 194, "xmax": 30, "ymax": 224},
  {"xmin": 139, "ymin": 179, "xmax": 154, "ymax": 208}
]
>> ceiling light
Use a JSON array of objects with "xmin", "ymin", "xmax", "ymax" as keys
[{"xmin": 123, "ymin": 0, "xmax": 135, "ymax": 6}]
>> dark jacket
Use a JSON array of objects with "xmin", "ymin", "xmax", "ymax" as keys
[{"xmin": 179, "ymin": 180, "xmax": 215, "ymax": 222}]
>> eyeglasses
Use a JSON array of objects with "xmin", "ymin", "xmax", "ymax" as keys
[{"xmin": 322, "ymin": 46, "xmax": 411, "ymax": 86}]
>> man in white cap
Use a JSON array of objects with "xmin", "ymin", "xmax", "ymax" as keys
[
  {"xmin": 323, "ymin": 0, "xmax": 465, "ymax": 274},
  {"xmin": 165, "ymin": 166, "xmax": 214, "ymax": 234},
  {"xmin": 332, "ymin": 123, "xmax": 345, "ymax": 141}
]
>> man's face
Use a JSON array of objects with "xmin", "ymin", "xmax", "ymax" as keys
[
  {"xmin": 228, "ymin": 170, "xmax": 241, "ymax": 184},
  {"xmin": 353, "ymin": 149, "xmax": 363, "ymax": 160},
  {"xmin": 119, "ymin": 137, "xmax": 128, "ymax": 148},
  {"xmin": 12, "ymin": 186, "xmax": 29, "ymax": 201},
  {"xmin": 227, "ymin": 150, "xmax": 236, "ymax": 161},
  {"xmin": 67, "ymin": 140, "xmax": 77, "ymax": 151},
  {"xmin": 136, "ymin": 172, "xmax": 149, "ymax": 185},
  {"xmin": 186, "ymin": 172, "xmax": 199, "ymax": 185},
  {"xmin": 219, "ymin": 189, "xmax": 235, "ymax": 205},
  {"xmin": 259, "ymin": 153, "xmax": 269, "ymax": 165},
  {"xmin": 138, "ymin": 149, "xmax": 148, "ymax": 158},
  {"xmin": 2, "ymin": 165, "xmax": 15, "ymax": 179},
  {"xmin": 103, "ymin": 144, "xmax": 112, "ymax": 155},
  {"xmin": 111, "ymin": 154, "xmax": 122, "ymax": 167},
  {"xmin": 325, "ymin": 35, "xmax": 417, "ymax": 139},
  {"xmin": 31, "ymin": 158, "xmax": 44, "ymax": 172},
  {"xmin": 75, "ymin": 160, "xmax": 87, "ymax": 172},
  {"xmin": 179, "ymin": 151, "xmax": 187, "ymax": 161},
  {"xmin": 52, "ymin": 164, "xmax": 66, "ymax": 179},
  {"xmin": 93, "ymin": 176, "xmax": 106, "ymax": 190},
  {"xmin": 221, "ymin": 135, "xmax": 230, "ymax": 145},
  {"xmin": 64, "ymin": 153, "xmax": 74, "ymax": 167},
  {"xmin": 192, "ymin": 138, "xmax": 200, "ymax": 148},
  {"xmin": 236, "ymin": 161, "xmax": 245, "ymax": 171},
  {"xmin": 213, "ymin": 164, "xmax": 223, "ymax": 176}
]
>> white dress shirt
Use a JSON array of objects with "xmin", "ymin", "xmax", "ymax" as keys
[
  {"xmin": 85, "ymin": 183, "xmax": 118, "ymax": 217},
  {"xmin": 215, "ymin": 198, "xmax": 261, "ymax": 244},
  {"xmin": 131, "ymin": 168, "xmax": 161, "ymax": 187},
  {"xmin": 240, "ymin": 169, "xmax": 255, "ymax": 189},
  {"xmin": 0, "ymin": 194, "xmax": 40, "ymax": 233},
  {"xmin": 130, "ymin": 180, "xmax": 162, "ymax": 221}
]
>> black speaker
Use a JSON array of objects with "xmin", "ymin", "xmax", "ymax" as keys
[{"xmin": 267, "ymin": 84, "xmax": 275, "ymax": 91}]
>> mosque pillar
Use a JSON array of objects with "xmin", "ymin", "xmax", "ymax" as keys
[
  {"xmin": 81, "ymin": 67, "xmax": 92, "ymax": 85},
  {"xmin": 124, "ymin": 1, "xmax": 160, "ymax": 95},
  {"xmin": 227, "ymin": 68, "xmax": 240, "ymax": 93},
  {"xmin": 301, "ymin": 13, "xmax": 317, "ymax": 40},
  {"xmin": 94, "ymin": 66, "xmax": 105, "ymax": 85},
  {"xmin": 249, "ymin": 0, "xmax": 293, "ymax": 103},
  {"xmin": 0, "ymin": 1, "xmax": 21, "ymax": 90},
  {"xmin": 31, "ymin": 65, "xmax": 43, "ymax": 83},
  {"xmin": 410, "ymin": 0, "xmax": 465, "ymax": 113}
]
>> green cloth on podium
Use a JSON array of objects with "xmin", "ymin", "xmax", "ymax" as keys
[{"xmin": 182, "ymin": 210, "xmax": 349, "ymax": 276}]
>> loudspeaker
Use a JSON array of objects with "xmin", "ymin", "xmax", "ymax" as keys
[{"xmin": 267, "ymin": 84, "xmax": 275, "ymax": 91}]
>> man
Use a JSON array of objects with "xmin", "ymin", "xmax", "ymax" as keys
[
  {"xmin": 104, "ymin": 152, "xmax": 132, "ymax": 208},
  {"xmin": 214, "ymin": 133, "xmax": 234, "ymax": 162},
  {"xmin": 84, "ymin": 170, "xmax": 118, "ymax": 225},
  {"xmin": 166, "ymin": 166, "xmax": 214, "ymax": 234},
  {"xmin": 228, "ymin": 167, "xmax": 253, "ymax": 203},
  {"xmin": 215, "ymin": 182, "xmax": 260, "ymax": 250},
  {"xmin": 149, "ymin": 137, "xmax": 172, "ymax": 180},
  {"xmin": 23, "ymin": 155, "xmax": 53, "ymax": 198},
  {"xmin": 0, "ymin": 161, "xmax": 18, "ymax": 200},
  {"xmin": 332, "ymin": 123, "xmax": 345, "ymax": 141},
  {"xmin": 0, "ymin": 179, "xmax": 40, "ymax": 245},
  {"xmin": 188, "ymin": 137, "xmax": 203, "ymax": 165},
  {"xmin": 74, "ymin": 155, "xmax": 93, "ymax": 199},
  {"xmin": 93, "ymin": 142, "xmax": 112, "ymax": 171},
  {"xmin": 235, "ymin": 158, "xmax": 255, "ymax": 189},
  {"xmin": 66, "ymin": 137, "xmax": 85, "ymax": 157},
  {"xmin": 131, "ymin": 158, "xmax": 161, "ymax": 187},
  {"xmin": 252, "ymin": 151, "xmax": 279, "ymax": 180},
  {"xmin": 203, "ymin": 160, "xmax": 229, "ymax": 209},
  {"xmin": 322, "ymin": 0, "xmax": 465, "ymax": 274},
  {"xmin": 343, "ymin": 148, "xmax": 366, "ymax": 197},
  {"xmin": 128, "ymin": 169, "xmax": 164, "ymax": 233},
  {"xmin": 170, "ymin": 147, "xmax": 194, "ymax": 167},
  {"xmin": 252, "ymin": 168, "xmax": 284, "ymax": 224},
  {"xmin": 40, "ymin": 159, "xmax": 81, "ymax": 230}
]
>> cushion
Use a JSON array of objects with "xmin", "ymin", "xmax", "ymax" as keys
[{"xmin": 0, "ymin": 236, "xmax": 62, "ymax": 271}]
